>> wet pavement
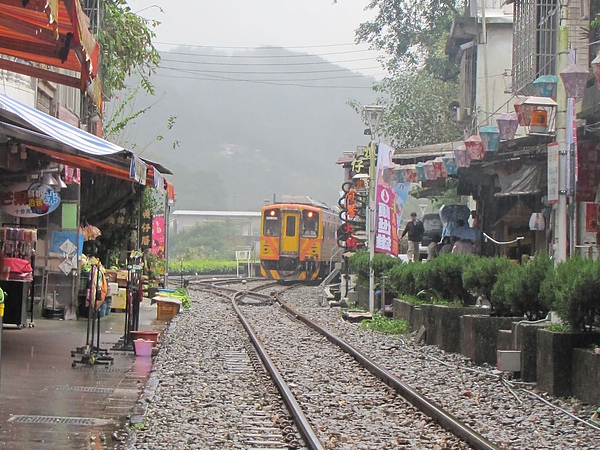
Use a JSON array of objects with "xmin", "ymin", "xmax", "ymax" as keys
[{"xmin": 0, "ymin": 298, "xmax": 167, "ymax": 449}]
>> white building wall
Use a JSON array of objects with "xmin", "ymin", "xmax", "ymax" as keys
[{"xmin": 475, "ymin": 20, "xmax": 515, "ymax": 130}]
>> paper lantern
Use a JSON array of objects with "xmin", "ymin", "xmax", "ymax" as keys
[
  {"xmin": 403, "ymin": 164, "xmax": 418, "ymax": 183},
  {"xmin": 529, "ymin": 212, "xmax": 545, "ymax": 231},
  {"xmin": 532, "ymin": 75, "xmax": 558, "ymax": 99},
  {"xmin": 415, "ymin": 162, "xmax": 427, "ymax": 182},
  {"xmin": 559, "ymin": 64, "xmax": 589, "ymax": 99},
  {"xmin": 433, "ymin": 157, "xmax": 446, "ymax": 178},
  {"xmin": 443, "ymin": 153, "xmax": 458, "ymax": 176},
  {"xmin": 479, "ymin": 126, "xmax": 500, "ymax": 152},
  {"xmin": 496, "ymin": 112, "xmax": 519, "ymax": 140},
  {"xmin": 423, "ymin": 160, "xmax": 436, "ymax": 180},
  {"xmin": 513, "ymin": 97, "xmax": 531, "ymax": 126},
  {"xmin": 395, "ymin": 167, "xmax": 405, "ymax": 183},
  {"xmin": 464, "ymin": 135, "xmax": 484, "ymax": 161},
  {"xmin": 454, "ymin": 145, "xmax": 471, "ymax": 167}
]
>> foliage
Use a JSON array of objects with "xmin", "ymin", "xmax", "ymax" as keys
[
  {"xmin": 387, "ymin": 261, "xmax": 425, "ymax": 297},
  {"xmin": 370, "ymin": 72, "xmax": 463, "ymax": 149},
  {"xmin": 158, "ymin": 287, "xmax": 191, "ymax": 309},
  {"xmin": 351, "ymin": 0, "xmax": 461, "ymax": 81},
  {"xmin": 491, "ymin": 253, "xmax": 552, "ymax": 319},
  {"xmin": 169, "ymin": 259, "xmax": 237, "ymax": 276},
  {"xmin": 409, "ymin": 178, "xmax": 463, "ymax": 207},
  {"xmin": 360, "ymin": 314, "xmax": 409, "ymax": 335},
  {"xmin": 462, "ymin": 256, "xmax": 515, "ymax": 308},
  {"xmin": 103, "ymin": 86, "xmax": 179, "ymax": 152},
  {"xmin": 545, "ymin": 322, "xmax": 571, "ymax": 333},
  {"xmin": 416, "ymin": 253, "xmax": 477, "ymax": 306},
  {"xmin": 540, "ymin": 256, "xmax": 600, "ymax": 332},
  {"xmin": 97, "ymin": 0, "xmax": 161, "ymax": 98},
  {"xmin": 347, "ymin": 251, "xmax": 402, "ymax": 286},
  {"xmin": 169, "ymin": 220, "xmax": 246, "ymax": 261}
]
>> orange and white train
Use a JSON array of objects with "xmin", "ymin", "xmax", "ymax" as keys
[{"xmin": 259, "ymin": 197, "xmax": 341, "ymax": 281}]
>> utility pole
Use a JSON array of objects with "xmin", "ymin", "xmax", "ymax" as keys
[{"xmin": 555, "ymin": 22, "xmax": 569, "ymax": 262}]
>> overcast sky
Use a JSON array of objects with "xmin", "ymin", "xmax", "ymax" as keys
[{"xmin": 130, "ymin": 0, "xmax": 385, "ymax": 79}]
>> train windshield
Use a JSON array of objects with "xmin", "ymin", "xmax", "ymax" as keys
[
  {"xmin": 301, "ymin": 210, "xmax": 319, "ymax": 237},
  {"xmin": 263, "ymin": 209, "xmax": 280, "ymax": 236}
]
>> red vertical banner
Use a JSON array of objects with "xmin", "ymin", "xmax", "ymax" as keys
[
  {"xmin": 374, "ymin": 142, "xmax": 399, "ymax": 256},
  {"xmin": 577, "ymin": 141, "xmax": 600, "ymax": 202},
  {"xmin": 150, "ymin": 215, "xmax": 165, "ymax": 258}
]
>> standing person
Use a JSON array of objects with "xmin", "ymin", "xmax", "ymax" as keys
[{"xmin": 401, "ymin": 212, "xmax": 424, "ymax": 262}]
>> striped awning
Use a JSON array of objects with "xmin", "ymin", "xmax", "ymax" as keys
[
  {"xmin": 0, "ymin": 93, "xmax": 170, "ymax": 185},
  {"xmin": 0, "ymin": 0, "xmax": 101, "ymax": 106}
]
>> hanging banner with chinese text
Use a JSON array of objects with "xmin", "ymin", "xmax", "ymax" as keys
[
  {"xmin": 374, "ymin": 142, "xmax": 399, "ymax": 256},
  {"xmin": 577, "ymin": 141, "xmax": 600, "ymax": 202},
  {"xmin": 140, "ymin": 208, "xmax": 152, "ymax": 250},
  {"xmin": 149, "ymin": 215, "xmax": 165, "ymax": 258}
]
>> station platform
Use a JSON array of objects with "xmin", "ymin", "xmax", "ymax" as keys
[{"xmin": 0, "ymin": 297, "xmax": 167, "ymax": 449}]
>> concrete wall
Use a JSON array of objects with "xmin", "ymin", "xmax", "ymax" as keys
[{"xmin": 536, "ymin": 329, "xmax": 600, "ymax": 398}]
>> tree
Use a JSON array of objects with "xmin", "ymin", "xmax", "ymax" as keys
[
  {"xmin": 97, "ymin": 0, "xmax": 161, "ymax": 98},
  {"xmin": 371, "ymin": 72, "xmax": 462, "ymax": 148},
  {"xmin": 346, "ymin": 0, "xmax": 462, "ymax": 81}
]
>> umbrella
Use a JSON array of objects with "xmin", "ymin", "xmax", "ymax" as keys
[
  {"xmin": 451, "ymin": 225, "xmax": 478, "ymax": 241},
  {"xmin": 439, "ymin": 204, "xmax": 471, "ymax": 238}
]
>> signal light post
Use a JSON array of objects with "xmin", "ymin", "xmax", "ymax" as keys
[{"xmin": 362, "ymin": 104, "xmax": 384, "ymax": 313}]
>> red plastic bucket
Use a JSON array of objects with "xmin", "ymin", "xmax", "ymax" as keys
[{"xmin": 133, "ymin": 339, "xmax": 153, "ymax": 356}]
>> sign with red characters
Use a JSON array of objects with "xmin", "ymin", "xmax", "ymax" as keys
[{"xmin": 0, "ymin": 182, "xmax": 61, "ymax": 217}]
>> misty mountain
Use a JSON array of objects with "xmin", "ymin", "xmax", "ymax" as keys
[{"xmin": 111, "ymin": 47, "xmax": 379, "ymax": 211}]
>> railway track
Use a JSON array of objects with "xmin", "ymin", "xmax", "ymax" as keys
[{"xmin": 189, "ymin": 278, "xmax": 500, "ymax": 449}]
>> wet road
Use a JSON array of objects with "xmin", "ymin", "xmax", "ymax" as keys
[{"xmin": 0, "ymin": 299, "xmax": 165, "ymax": 449}]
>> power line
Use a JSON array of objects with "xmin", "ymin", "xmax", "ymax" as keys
[
  {"xmin": 153, "ymin": 71, "xmax": 379, "ymax": 89},
  {"xmin": 154, "ymin": 41, "xmax": 362, "ymax": 50},
  {"xmin": 157, "ymin": 48, "xmax": 377, "ymax": 59},
  {"xmin": 159, "ymin": 65, "xmax": 382, "ymax": 75},
  {"xmin": 160, "ymin": 56, "xmax": 380, "ymax": 67}
]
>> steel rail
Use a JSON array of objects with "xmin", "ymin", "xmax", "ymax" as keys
[
  {"xmin": 193, "ymin": 284, "xmax": 325, "ymax": 450},
  {"xmin": 274, "ymin": 293, "xmax": 501, "ymax": 450}
]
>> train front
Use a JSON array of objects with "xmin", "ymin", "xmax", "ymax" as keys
[{"xmin": 259, "ymin": 204, "xmax": 323, "ymax": 281}]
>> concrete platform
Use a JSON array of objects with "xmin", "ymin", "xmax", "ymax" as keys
[{"xmin": 0, "ymin": 297, "xmax": 167, "ymax": 449}]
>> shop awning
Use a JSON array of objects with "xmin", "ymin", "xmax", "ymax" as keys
[
  {"xmin": 0, "ymin": 93, "xmax": 171, "ymax": 184},
  {"xmin": 0, "ymin": 0, "xmax": 100, "ymax": 106}
]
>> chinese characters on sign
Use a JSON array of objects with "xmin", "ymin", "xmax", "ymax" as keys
[
  {"xmin": 140, "ymin": 208, "xmax": 153, "ymax": 250},
  {"xmin": 576, "ymin": 141, "xmax": 600, "ymax": 202},
  {"xmin": 374, "ymin": 142, "xmax": 399, "ymax": 256},
  {"xmin": 150, "ymin": 215, "xmax": 165, "ymax": 258},
  {"xmin": 0, "ymin": 182, "xmax": 61, "ymax": 217}
]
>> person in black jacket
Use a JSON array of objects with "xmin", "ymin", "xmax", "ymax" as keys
[{"xmin": 401, "ymin": 212, "xmax": 425, "ymax": 262}]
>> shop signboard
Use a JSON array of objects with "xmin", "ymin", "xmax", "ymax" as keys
[
  {"xmin": 0, "ymin": 182, "xmax": 60, "ymax": 217},
  {"xmin": 140, "ymin": 208, "xmax": 152, "ymax": 250},
  {"xmin": 150, "ymin": 215, "xmax": 165, "ymax": 258},
  {"xmin": 577, "ymin": 141, "xmax": 600, "ymax": 202}
]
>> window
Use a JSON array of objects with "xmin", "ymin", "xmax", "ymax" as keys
[
  {"xmin": 512, "ymin": 0, "xmax": 558, "ymax": 95},
  {"xmin": 285, "ymin": 216, "xmax": 296, "ymax": 237},
  {"xmin": 263, "ymin": 209, "xmax": 280, "ymax": 237},
  {"xmin": 301, "ymin": 210, "xmax": 319, "ymax": 237}
]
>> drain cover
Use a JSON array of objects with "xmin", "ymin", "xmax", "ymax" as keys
[
  {"xmin": 8, "ymin": 415, "xmax": 113, "ymax": 426},
  {"xmin": 45, "ymin": 385, "xmax": 114, "ymax": 394}
]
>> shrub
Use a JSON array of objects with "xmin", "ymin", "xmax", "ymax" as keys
[
  {"xmin": 387, "ymin": 262, "xmax": 424, "ymax": 297},
  {"xmin": 348, "ymin": 251, "xmax": 402, "ymax": 287},
  {"xmin": 491, "ymin": 253, "xmax": 552, "ymax": 319},
  {"xmin": 416, "ymin": 253, "xmax": 477, "ymax": 306},
  {"xmin": 462, "ymin": 256, "xmax": 515, "ymax": 309},
  {"xmin": 541, "ymin": 255, "xmax": 600, "ymax": 332}
]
